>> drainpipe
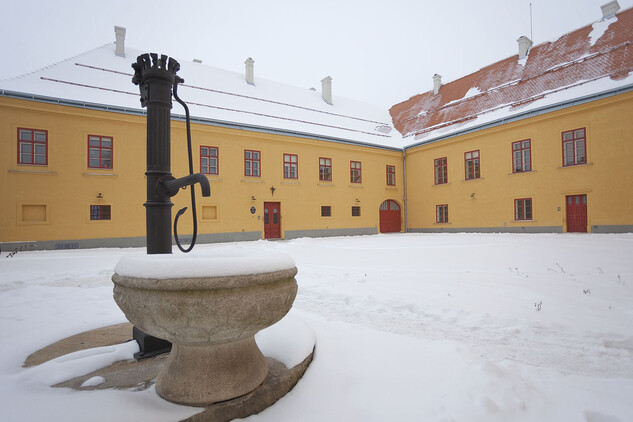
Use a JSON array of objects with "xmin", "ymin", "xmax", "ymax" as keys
[{"xmin": 403, "ymin": 149, "xmax": 408, "ymax": 233}]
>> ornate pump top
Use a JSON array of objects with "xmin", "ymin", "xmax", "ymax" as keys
[{"xmin": 132, "ymin": 53, "xmax": 182, "ymax": 108}]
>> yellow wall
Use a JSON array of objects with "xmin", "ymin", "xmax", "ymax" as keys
[
  {"xmin": 404, "ymin": 91, "xmax": 633, "ymax": 232},
  {"xmin": 1, "ymin": 96, "xmax": 404, "ymax": 247},
  {"xmin": 3, "ymin": 89, "xmax": 631, "ymax": 249}
]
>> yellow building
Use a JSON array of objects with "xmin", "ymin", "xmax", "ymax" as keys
[
  {"xmin": 0, "ymin": 35, "xmax": 404, "ymax": 251},
  {"xmin": 392, "ymin": 3, "xmax": 633, "ymax": 234},
  {"xmin": 1, "ymin": 4, "xmax": 632, "ymax": 252}
]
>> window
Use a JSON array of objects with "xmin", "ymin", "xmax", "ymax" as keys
[
  {"xmin": 284, "ymin": 154, "xmax": 298, "ymax": 179},
  {"xmin": 201, "ymin": 146, "xmax": 218, "ymax": 175},
  {"xmin": 386, "ymin": 165, "xmax": 396, "ymax": 186},
  {"xmin": 88, "ymin": 135, "xmax": 113, "ymax": 169},
  {"xmin": 436, "ymin": 204, "xmax": 448, "ymax": 223},
  {"xmin": 352, "ymin": 206, "xmax": 361, "ymax": 217},
  {"xmin": 434, "ymin": 157, "xmax": 448, "ymax": 184},
  {"xmin": 350, "ymin": 161, "xmax": 362, "ymax": 183},
  {"xmin": 321, "ymin": 206, "xmax": 332, "ymax": 217},
  {"xmin": 514, "ymin": 198, "xmax": 532, "ymax": 221},
  {"xmin": 464, "ymin": 150, "xmax": 480, "ymax": 180},
  {"xmin": 18, "ymin": 128, "xmax": 47, "ymax": 165},
  {"xmin": 90, "ymin": 205, "xmax": 111, "ymax": 220},
  {"xmin": 512, "ymin": 140, "xmax": 531, "ymax": 173},
  {"xmin": 244, "ymin": 150, "xmax": 261, "ymax": 177},
  {"xmin": 319, "ymin": 157, "xmax": 332, "ymax": 181},
  {"xmin": 562, "ymin": 128, "xmax": 586, "ymax": 166}
]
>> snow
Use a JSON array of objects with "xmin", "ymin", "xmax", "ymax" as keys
[
  {"xmin": 81, "ymin": 376, "xmax": 106, "ymax": 388},
  {"xmin": 114, "ymin": 249, "xmax": 295, "ymax": 279},
  {"xmin": 412, "ymin": 72, "xmax": 633, "ymax": 144},
  {"xmin": 0, "ymin": 44, "xmax": 404, "ymax": 149},
  {"xmin": 444, "ymin": 86, "xmax": 483, "ymax": 107},
  {"xmin": 589, "ymin": 16, "xmax": 618, "ymax": 47},
  {"xmin": 1, "ymin": 233, "xmax": 633, "ymax": 421}
]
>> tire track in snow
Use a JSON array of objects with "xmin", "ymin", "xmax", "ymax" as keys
[{"xmin": 295, "ymin": 288, "xmax": 633, "ymax": 378}]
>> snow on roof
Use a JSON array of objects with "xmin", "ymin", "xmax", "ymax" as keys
[
  {"xmin": 390, "ymin": 7, "xmax": 633, "ymax": 147},
  {"xmin": 0, "ymin": 44, "xmax": 403, "ymax": 150}
]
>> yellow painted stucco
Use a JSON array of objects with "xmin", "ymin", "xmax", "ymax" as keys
[
  {"xmin": 2, "ymin": 88, "xmax": 632, "ymax": 249},
  {"xmin": 1, "ymin": 96, "xmax": 404, "ymax": 247},
  {"xmin": 404, "ymin": 90, "xmax": 633, "ymax": 233}
]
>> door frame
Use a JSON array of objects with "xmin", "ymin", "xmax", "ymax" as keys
[
  {"xmin": 379, "ymin": 199, "xmax": 402, "ymax": 233},
  {"xmin": 263, "ymin": 201, "xmax": 282, "ymax": 239},
  {"xmin": 565, "ymin": 194, "xmax": 588, "ymax": 233}
]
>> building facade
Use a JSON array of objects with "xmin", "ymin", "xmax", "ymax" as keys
[
  {"xmin": 0, "ymin": 45, "xmax": 404, "ymax": 251},
  {"xmin": 393, "ymin": 1, "xmax": 633, "ymax": 234},
  {"xmin": 1, "ymin": 3, "xmax": 632, "ymax": 251}
]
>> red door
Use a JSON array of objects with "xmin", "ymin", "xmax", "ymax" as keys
[
  {"xmin": 566, "ymin": 194, "xmax": 587, "ymax": 233},
  {"xmin": 379, "ymin": 200, "xmax": 401, "ymax": 233},
  {"xmin": 264, "ymin": 202, "xmax": 281, "ymax": 239}
]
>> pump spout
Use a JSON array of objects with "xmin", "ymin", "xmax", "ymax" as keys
[{"xmin": 158, "ymin": 173, "xmax": 210, "ymax": 198}]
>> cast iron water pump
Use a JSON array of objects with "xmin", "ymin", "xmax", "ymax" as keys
[
  {"xmin": 130, "ymin": 53, "xmax": 210, "ymax": 357},
  {"xmin": 132, "ymin": 53, "xmax": 210, "ymax": 254}
]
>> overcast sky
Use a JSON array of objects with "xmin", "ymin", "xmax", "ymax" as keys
[{"xmin": 2, "ymin": 0, "xmax": 631, "ymax": 108}]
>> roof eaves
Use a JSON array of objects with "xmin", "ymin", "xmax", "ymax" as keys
[
  {"xmin": 0, "ymin": 89, "xmax": 403, "ymax": 152},
  {"xmin": 403, "ymin": 82, "xmax": 633, "ymax": 150}
]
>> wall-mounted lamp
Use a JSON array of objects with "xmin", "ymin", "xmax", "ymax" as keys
[
  {"xmin": 251, "ymin": 196, "xmax": 256, "ymax": 201},
  {"xmin": 355, "ymin": 198, "xmax": 360, "ymax": 203},
  {"xmin": 270, "ymin": 186, "xmax": 276, "ymax": 196},
  {"xmin": 97, "ymin": 193, "xmax": 103, "ymax": 199}
]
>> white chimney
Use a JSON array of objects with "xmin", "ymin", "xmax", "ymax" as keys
[
  {"xmin": 601, "ymin": 1, "xmax": 620, "ymax": 19},
  {"xmin": 114, "ymin": 26, "xmax": 126, "ymax": 58},
  {"xmin": 245, "ymin": 57, "xmax": 255, "ymax": 85},
  {"xmin": 517, "ymin": 36, "xmax": 533, "ymax": 59},
  {"xmin": 432, "ymin": 74, "xmax": 442, "ymax": 95},
  {"xmin": 321, "ymin": 76, "xmax": 333, "ymax": 105}
]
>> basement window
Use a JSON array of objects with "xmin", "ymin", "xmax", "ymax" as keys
[
  {"xmin": 514, "ymin": 198, "xmax": 533, "ymax": 221},
  {"xmin": 436, "ymin": 204, "xmax": 448, "ymax": 223},
  {"xmin": 90, "ymin": 205, "xmax": 111, "ymax": 220}
]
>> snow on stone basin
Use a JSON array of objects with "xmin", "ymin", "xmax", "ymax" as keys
[{"xmin": 114, "ymin": 248, "xmax": 296, "ymax": 279}]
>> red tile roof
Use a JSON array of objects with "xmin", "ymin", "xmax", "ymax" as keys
[{"xmin": 390, "ymin": 7, "xmax": 633, "ymax": 144}]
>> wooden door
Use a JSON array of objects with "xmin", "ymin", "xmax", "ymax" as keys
[
  {"xmin": 264, "ymin": 202, "xmax": 281, "ymax": 239},
  {"xmin": 379, "ymin": 200, "xmax": 401, "ymax": 233},
  {"xmin": 566, "ymin": 194, "xmax": 587, "ymax": 233}
]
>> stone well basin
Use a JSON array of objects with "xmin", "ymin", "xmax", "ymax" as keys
[{"xmin": 112, "ymin": 250, "xmax": 298, "ymax": 406}]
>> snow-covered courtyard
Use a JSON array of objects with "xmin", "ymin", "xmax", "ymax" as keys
[{"xmin": 1, "ymin": 233, "xmax": 632, "ymax": 421}]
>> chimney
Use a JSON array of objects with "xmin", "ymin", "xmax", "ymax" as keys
[
  {"xmin": 601, "ymin": 1, "xmax": 620, "ymax": 19},
  {"xmin": 114, "ymin": 26, "xmax": 126, "ymax": 57},
  {"xmin": 517, "ymin": 36, "xmax": 533, "ymax": 59},
  {"xmin": 245, "ymin": 57, "xmax": 254, "ymax": 85},
  {"xmin": 432, "ymin": 74, "xmax": 442, "ymax": 95},
  {"xmin": 321, "ymin": 76, "xmax": 333, "ymax": 105}
]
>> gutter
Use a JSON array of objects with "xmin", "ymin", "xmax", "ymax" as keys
[
  {"xmin": 402, "ymin": 149, "xmax": 408, "ymax": 233},
  {"xmin": 0, "ymin": 89, "xmax": 403, "ymax": 152},
  {"xmin": 403, "ymin": 83, "xmax": 633, "ymax": 150}
]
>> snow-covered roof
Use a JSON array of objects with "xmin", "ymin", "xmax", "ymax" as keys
[
  {"xmin": 0, "ymin": 44, "xmax": 403, "ymax": 150},
  {"xmin": 390, "ymin": 6, "xmax": 633, "ymax": 147}
]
